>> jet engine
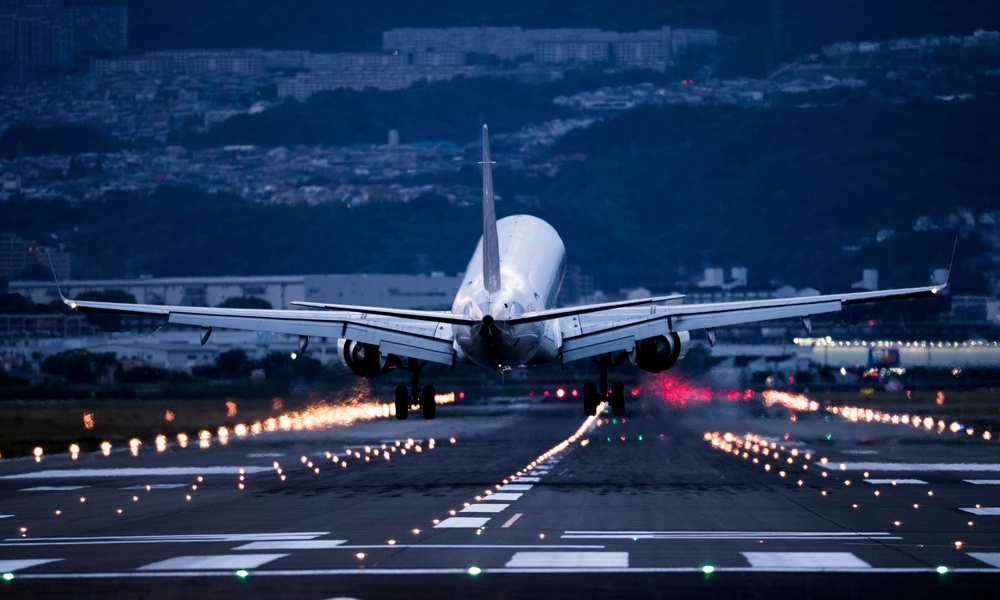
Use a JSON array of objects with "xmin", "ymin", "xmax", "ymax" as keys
[
  {"xmin": 339, "ymin": 340, "xmax": 392, "ymax": 378},
  {"xmin": 632, "ymin": 331, "xmax": 690, "ymax": 373}
]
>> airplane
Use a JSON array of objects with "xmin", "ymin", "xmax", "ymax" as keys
[{"xmin": 62, "ymin": 125, "xmax": 951, "ymax": 420}]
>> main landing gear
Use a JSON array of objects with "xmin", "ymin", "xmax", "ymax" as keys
[
  {"xmin": 394, "ymin": 359, "xmax": 436, "ymax": 420},
  {"xmin": 583, "ymin": 354, "xmax": 626, "ymax": 418}
]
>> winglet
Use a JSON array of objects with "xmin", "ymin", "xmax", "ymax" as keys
[
  {"xmin": 45, "ymin": 250, "xmax": 74, "ymax": 308},
  {"xmin": 480, "ymin": 124, "xmax": 501, "ymax": 295},
  {"xmin": 943, "ymin": 235, "xmax": 957, "ymax": 289}
]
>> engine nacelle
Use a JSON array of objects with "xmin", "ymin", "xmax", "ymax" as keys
[
  {"xmin": 632, "ymin": 331, "xmax": 690, "ymax": 373},
  {"xmin": 339, "ymin": 339, "xmax": 392, "ymax": 378}
]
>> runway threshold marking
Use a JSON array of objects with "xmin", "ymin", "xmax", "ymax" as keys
[
  {"xmin": 965, "ymin": 479, "xmax": 1000, "ymax": 485},
  {"xmin": 501, "ymin": 513, "xmax": 523, "ymax": 528},
  {"xmin": 1, "ymin": 466, "xmax": 273, "ymax": 479},
  {"xmin": 483, "ymin": 493, "xmax": 522, "ymax": 501},
  {"xmin": 434, "ymin": 517, "xmax": 490, "ymax": 529},
  {"xmin": 18, "ymin": 486, "xmax": 88, "ymax": 492},
  {"xmin": 0, "ymin": 515, "xmax": 13, "ymax": 519},
  {"xmin": 561, "ymin": 531, "xmax": 901, "ymax": 540},
  {"xmin": 0, "ymin": 559, "xmax": 62, "ymax": 572},
  {"xmin": 137, "ymin": 554, "xmax": 288, "ymax": 571},
  {"xmin": 968, "ymin": 553, "xmax": 1000, "ymax": 568},
  {"xmin": 512, "ymin": 476, "xmax": 541, "ymax": 482},
  {"xmin": 460, "ymin": 503, "xmax": 509, "ymax": 514},
  {"xmin": 499, "ymin": 484, "xmax": 533, "ymax": 491},
  {"xmin": 505, "ymin": 552, "xmax": 628, "ymax": 568},
  {"xmin": 742, "ymin": 552, "xmax": 871, "ymax": 569},
  {"xmin": 960, "ymin": 507, "xmax": 1000, "ymax": 515}
]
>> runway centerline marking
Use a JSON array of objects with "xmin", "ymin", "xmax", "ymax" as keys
[
  {"xmin": 562, "ymin": 531, "xmax": 900, "ymax": 540},
  {"xmin": 501, "ymin": 513, "xmax": 523, "ymax": 528},
  {"xmin": 460, "ymin": 503, "xmax": 509, "ymax": 514},
  {"xmin": 505, "ymin": 552, "xmax": 628, "ymax": 568},
  {"xmin": 820, "ymin": 462, "xmax": 1000, "ymax": 472},
  {"xmin": 1, "ymin": 466, "xmax": 273, "ymax": 480},
  {"xmin": 138, "ymin": 554, "xmax": 288, "ymax": 571},
  {"xmin": 233, "ymin": 540, "xmax": 347, "ymax": 550},
  {"xmin": 434, "ymin": 517, "xmax": 490, "ymax": 529},
  {"xmin": 1, "ymin": 533, "xmax": 328, "ymax": 547},
  {"xmin": 742, "ymin": 552, "xmax": 871, "ymax": 569},
  {"xmin": 121, "ymin": 484, "xmax": 188, "ymax": 490},
  {"xmin": 960, "ymin": 507, "xmax": 1000, "ymax": 516},
  {"xmin": 863, "ymin": 479, "xmax": 927, "ymax": 485}
]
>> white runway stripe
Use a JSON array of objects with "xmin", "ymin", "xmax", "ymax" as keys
[
  {"xmin": 965, "ymin": 479, "xmax": 1000, "ymax": 485},
  {"xmin": 742, "ymin": 552, "xmax": 871, "ymax": 569},
  {"xmin": 2, "ymin": 533, "xmax": 327, "ymax": 547},
  {"xmin": 0, "ymin": 515, "xmax": 13, "ymax": 519},
  {"xmin": 2, "ymin": 466, "xmax": 272, "ymax": 480},
  {"xmin": 863, "ymin": 479, "xmax": 927, "ymax": 485},
  {"xmin": 501, "ymin": 513, "xmax": 523, "ymax": 528},
  {"xmin": 968, "ymin": 553, "xmax": 1000, "ymax": 568},
  {"xmin": 138, "ymin": 554, "xmax": 287, "ymax": 571},
  {"xmin": 434, "ymin": 517, "xmax": 490, "ymax": 529},
  {"xmin": 121, "ymin": 484, "xmax": 188, "ymax": 490},
  {"xmin": 0, "ymin": 559, "xmax": 62, "ymax": 572},
  {"xmin": 821, "ymin": 462, "xmax": 1000, "ymax": 472},
  {"xmin": 562, "ymin": 531, "xmax": 899, "ymax": 540},
  {"xmin": 512, "ymin": 476, "xmax": 541, "ymax": 482},
  {"xmin": 960, "ymin": 507, "xmax": 1000, "ymax": 515},
  {"xmin": 483, "ymin": 493, "xmax": 522, "ymax": 501},
  {"xmin": 460, "ymin": 503, "xmax": 509, "ymax": 513},
  {"xmin": 233, "ymin": 540, "xmax": 346, "ymax": 551},
  {"xmin": 499, "ymin": 484, "xmax": 533, "ymax": 491},
  {"xmin": 506, "ymin": 551, "xmax": 628, "ymax": 568},
  {"xmin": 19, "ymin": 486, "xmax": 88, "ymax": 492}
]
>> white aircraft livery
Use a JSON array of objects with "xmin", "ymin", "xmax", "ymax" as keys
[{"xmin": 64, "ymin": 125, "xmax": 950, "ymax": 419}]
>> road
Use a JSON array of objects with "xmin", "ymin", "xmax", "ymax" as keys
[{"xmin": 1, "ymin": 392, "xmax": 998, "ymax": 598}]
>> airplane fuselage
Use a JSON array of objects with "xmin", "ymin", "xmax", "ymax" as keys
[{"xmin": 451, "ymin": 215, "xmax": 566, "ymax": 371}]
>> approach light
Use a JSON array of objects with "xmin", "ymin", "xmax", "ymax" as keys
[{"xmin": 235, "ymin": 569, "xmax": 249, "ymax": 579}]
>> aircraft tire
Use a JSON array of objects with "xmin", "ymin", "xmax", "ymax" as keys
[
  {"xmin": 395, "ymin": 385, "xmax": 409, "ymax": 420},
  {"xmin": 421, "ymin": 385, "xmax": 437, "ymax": 420},
  {"xmin": 583, "ymin": 382, "xmax": 599, "ymax": 416},
  {"xmin": 610, "ymin": 381, "xmax": 625, "ymax": 417}
]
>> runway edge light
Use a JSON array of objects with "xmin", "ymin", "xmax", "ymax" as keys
[
  {"xmin": 468, "ymin": 566, "xmax": 482, "ymax": 576},
  {"xmin": 236, "ymin": 569, "xmax": 249, "ymax": 579},
  {"xmin": 2, "ymin": 573, "xmax": 13, "ymax": 582}
]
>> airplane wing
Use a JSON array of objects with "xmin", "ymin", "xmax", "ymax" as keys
[
  {"xmin": 556, "ymin": 282, "xmax": 947, "ymax": 363},
  {"xmin": 63, "ymin": 298, "xmax": 460, "ymax": 365}
]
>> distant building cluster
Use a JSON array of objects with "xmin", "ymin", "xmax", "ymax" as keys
[
  {"xmin": 0, "ymin": 0, "xmax": 126, "ymax": 81},
  {"xmin": 0, "ymin": 232, "xmax": 70, "ymax": 280}
]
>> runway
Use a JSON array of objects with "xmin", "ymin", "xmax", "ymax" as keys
[{"xmin": 1, "ymin": 391, "xmax": 998, "ymax": 598}]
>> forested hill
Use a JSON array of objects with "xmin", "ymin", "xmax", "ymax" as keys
[{"xmin": 73, "ymin": 0, "xmax": 1000, "ymax": 75}]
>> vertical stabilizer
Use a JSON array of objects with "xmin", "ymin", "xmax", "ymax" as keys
[{"xmin": 481, "ymin": 124, "xmax": 501, "ymax": 295}]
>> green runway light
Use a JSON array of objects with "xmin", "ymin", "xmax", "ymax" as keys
[
  {"xmin": 936, "ymin": 566, "xmax": 949, "ymax": 574},
  {"xmin": 612, "ymin": 418, "xmax": 618, "ymax": 424},
  {"xmin": 235, "ymin": 569, "xmax": 249, "ymax": 579},
  {"xmin": 702, "ymin": 565, "xmax": 715, "ymax": 574},
  {"xmin": 825, "ymin": 434, "xmax": 833, "ymax": 441},
  {"xmin": 468, "ymin": 566, "xmax": 482, "ymax": 576},
  {"xmin": 638, "ymin": 435, "xmax": 643, "ymax": 441},
  {"xmin": 2, "ymin": 573, "xmax": 13, "ymax": 582}
]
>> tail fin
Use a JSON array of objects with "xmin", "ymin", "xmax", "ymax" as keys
[{"xmin": 481, "ymin": 124, "xmax": 501, "ymax": 295}]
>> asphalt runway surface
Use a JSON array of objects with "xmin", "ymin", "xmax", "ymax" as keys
[{"xmin": 1, "ymin": 392, "xmax": 998, "ymax": 598}]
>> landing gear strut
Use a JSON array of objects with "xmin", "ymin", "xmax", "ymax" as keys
[
  {"xmin": 394, "ymin": 359, "xmax": 436, "ymax": 420},
  {"xmin": 583, "ymin": 354, "xmax": 626, "ymax": 417}
]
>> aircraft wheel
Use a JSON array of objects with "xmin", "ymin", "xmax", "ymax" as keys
[
  {"xmin": 395, "ymin": 385, "xmax": 409, "ymax": 420},
  {"xmin": 610, "ymin": 381, "xmax": 625, "ymax": 417},
  {"xmin": 421, "ymin": 385, "xmax": 437, "ymax": 420},
  {"xmin": 583, "ymin": 382, "xmax": 599, "ymax": 416}
]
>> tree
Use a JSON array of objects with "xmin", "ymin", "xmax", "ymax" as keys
[
  {"xmin": 217, "ymin": 296, "xmax": 273, "ymax": 309},
  {"xmin": 41, "ymin": 349, "xmax": 117, "ymax": 384}
]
